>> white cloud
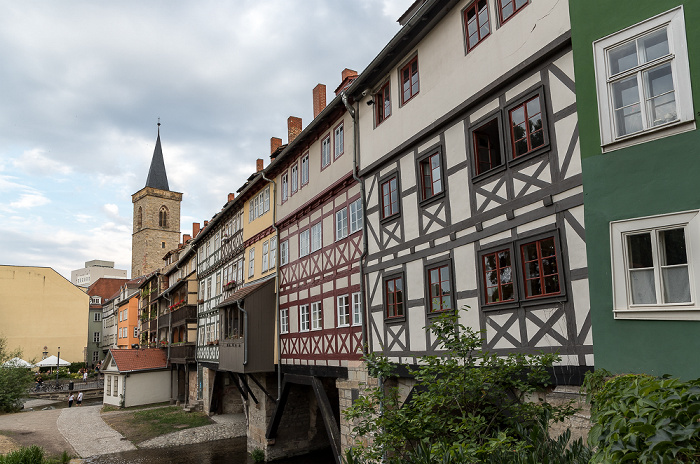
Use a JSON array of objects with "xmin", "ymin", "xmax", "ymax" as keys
[
  {"xmin": 13, "ymin": 148, "xmax": 73, "ymax": 177},
  {"xmin": 103, "ymin": 203, "xmax": 120, "ymax": 218},
  {"xmin": 10, "ymin": 192, "xmax": 50, "ymax": 209}
]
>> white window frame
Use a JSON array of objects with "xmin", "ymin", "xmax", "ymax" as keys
[
  {"xmin": 336, "ymin": 208, "xmax": 348, "ymax": 241},
  {"xmin": 248, "ymin": 248, "xmax": 255, "ymax": 277},
  {"xmin": 282, "ymin": 173, "xmax": 289, "ymax": 202},
  {"xmin": 270, "ymin": 237, "xmax": 277, "ymax": 267},
  {"xmin": 291, "ymin": 164, "xmax": 298, "ymax": 193},
  {"xmin": 280, "ymin": 240, "xmax": 288, "ymax": 266},
  {"xmin": 337, "ymin": 295, "xmax": 350, "ymax": 327},
  {"xmin": 106, "ymin": 375, "xmax": 111, "ymax": 396},
  {"xmin": 311, "ymin": 302, "xmax": 322, "ymax": 331},
  {"xmin": 93, "ymin": 332, "xmax": 100, "ymax": 343},
  {"xmin": 593, "ymin": 6, "xmax": 694, "ymax": 152},
  {"xmin": 611, "ymin": 210, "xmax": 700, "ymax": 320},
  {"xmin": 352, "ymin": 292, "xmax": 362, "ymax": 326},
  {"xmin": 301, "ymin": 153, "xmax": 309, "ymax": 185},
  {"xmin": 94, "ymin": 312, "xmax": 101, "ymax": 322},
  {"xmin": 263, "ymin": 186, "xmax": 270, "ymax": 213},
  {"xmin": 262, "ymin": 240, "xmax": 269, "ymax": 272},
  {"xmin": 321, "ymin": 136, "xmax": 331, "ymax": 168},
  {"xmin": 311, "ymin": 222, "xmax": 322, "ymax": 253},
  {"xmin": 334, "ymin": 123, "xmax": 344, "ymax": 159},
  {"xmin": 299, "ymin": 229, "xmax": 310, "ymax": 257},
  {"xmin": 349, "ymin": 198, "xmax": 362, "ymax": 234},
  {"xmin": 280, "ymin": 307, "xmax": 289, "ymax": 334},
  {"xmin": 134, "ymin": 327, "xmax": 138, "ymax": 338},
  {"xmin": 300, "ymin": 304, "xmax": 310, "ymax": 332}
]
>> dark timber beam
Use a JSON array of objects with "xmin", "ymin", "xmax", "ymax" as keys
[
  {"xmin": 246, "ymin": 373, "xmax": 277, "ymax": 403},
  {"xmin": 311, "ymin": 377, "xmax": 341, "ymax": 464},
  {"xmin": 239, "ymin": 373, "xmax": 258, "ymax": 405},
  {"xmin": 265, "ymin": 378, "xmax": 291, "ymax": 440}
]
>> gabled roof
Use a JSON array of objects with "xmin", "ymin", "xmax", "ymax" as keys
[
  {"xmin": 145, "ymin": 125, "xmax": 170, "ymax": 191},
  {"xmin": 107, "ymin": 348, "xmax": 168, "ymax": 373},
  {"xmin": 217, "ymin": 278, "xmax": 271, "ymax": 308},
  {"xmin": 87, "ymin": 278, "xmax": 129, "ymax": 300}
]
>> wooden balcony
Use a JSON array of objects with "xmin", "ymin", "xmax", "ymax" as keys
[
  {"xmin": 168, "ymin": 343, "xmax": 196, "ymax": 363},
  {"xmin": 171, "ymin": 304, "xmax": 197, "ymax": 326}
]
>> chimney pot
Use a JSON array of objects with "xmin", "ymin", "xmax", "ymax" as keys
[
  {"xmin": 192, "ymin": 222, "xmax": 200, "ymax": 237},
  {"xmin": 335, "ymin": 68, "xmax": 359, "ymax": 96},
  {"xmin": 204, "ymin": 220, "xmax": 209, "ymax": 227},
  {"xmin": 287, "ymin": 116, "xmax": 302, "ymax": 144},
  {"xmin": 313, "ymin": 84, "xmax": 327, "ymax": 119},
  {"xmin": 270, "ymin": 137, "xmax": 282, "ymax": 155},
  {"xmin": 256, "ymin": 159, "xmax": 264, "ymax": 172},
  {"xmin": 228, "ymin": 193, "xmax": 235, "ymax": 203},
  {"xmin": 183, "ymin": 234, "xmax": 191, "ymax": 243}
]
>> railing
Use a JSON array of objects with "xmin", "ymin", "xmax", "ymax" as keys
[
  {"xmin": 171, "ymin": 305, "xmax": 197, "ymax": 325},
  {"xmin": 169, "ymin": 343, "xmax": 196, "ymax": 361}
]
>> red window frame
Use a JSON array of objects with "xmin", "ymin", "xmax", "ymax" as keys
[
  {"xmin": 400, "ymin": 57, "xmax": 419, "ymax": 105},
  {"xmin": 381, "ymin": 176, "xmax": 399, "ymax": 218},
  {"xmin": 385, "ymin": 276, "xmax": 404, "ymax": 318},
  {"xmin": 482, "ymin": 249, "xmax": 515, "ymax": 304},
  {"xmin": 520, "ymin": 237, "xmax": 561, "ymax": 299},
  {"xmin": 428, "ymin": 264, "xmax": 452, "ymax": 312},
  {"xmin": 509, "ymin": 95, "xmax": 544, "ymax": 158},
  {"xmin": 420, "ymin": 152, "xmax": 443, "ymax": 200},
  {"xmin": 497, "ymin": 0, "xmax": 528, "ymax": 24},
  {"xmin": 464, "ymin": 0, "xmax": 490, "ymax": 51},
  {"xmin": 376, "ymin": 81, "xmax": 391, "ymax": 125},
  {"xmin": 473, "ymin": 119, "xmax": 502, "ymax": 175}
]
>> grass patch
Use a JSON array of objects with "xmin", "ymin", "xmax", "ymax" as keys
[
  {"xmin": 102, "ymin": 406, "xmax": 213, "ymax": 445},
  {"xmin": 101, "ymin": 401, "xmax": 170, "ymax": 413}
]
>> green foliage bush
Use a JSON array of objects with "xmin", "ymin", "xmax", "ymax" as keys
[
  {"xmin": 0, "ymin": 338, "xmax": 34, "ymax": 412},
  {"xmin": 250, "ymin": 448, "xmax": 265, "ymax": 462},
  {"xmin": 587, "ymin": 372, "xmax": 700, "ymax": 463},
  {"xmin": 343, "ymin": 308, "xmax": 589, "ymax": 463},
  {"xmin": 0, "ymin": 446, "xmax": 70, "ymax": 464}
]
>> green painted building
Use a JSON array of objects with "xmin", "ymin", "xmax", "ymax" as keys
[{"xmin": 570, "ymin": 0, "xmax": 700, "ymax": 378}]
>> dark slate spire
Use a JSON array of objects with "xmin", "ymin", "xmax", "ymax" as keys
[{"xmin": 145, "ymin": 122, "xmax": 170, "ymax": 191}]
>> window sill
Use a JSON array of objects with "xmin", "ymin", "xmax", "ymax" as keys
[
  {"xmin": 427, "ymin": 308, "xmax": 454, "ymax": 318},
  {"xmin": 472, "ymin": 164, "xmax": 507, "ymax": 184},
  {"xmin": 418, "ymin": 190, "xmax": 446, "ymax": 208},
  {"xmin": 385, "ymin": 315, "xmax": 406, "ymax": 325},
  {"xmin": 614, "ymin": 307, "xmax": 700, "ymax": 321},
  {"xmin": 380, "ymin": 212, "xmax": 401, "ymax": 226},
  {"xmin": 602, "ymin": 120, "xmax": 696, "ymax": 153}
]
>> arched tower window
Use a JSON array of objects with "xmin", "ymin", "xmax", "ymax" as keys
[
  {"xmin": 159, "ymin": 206, "xmax": 168, "ymax": 228},
  {"xmin": 136, "ymin": 207, "xmax": 143, "ymax": 230}
]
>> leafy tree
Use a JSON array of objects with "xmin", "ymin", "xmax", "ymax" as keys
[
  {"xmin": 0, "ymin": 337, "xmax": 34, "ymax": 412},
  {"xmin": 344, "ymin": 308, "xmax": 588, "ymax": 463}
]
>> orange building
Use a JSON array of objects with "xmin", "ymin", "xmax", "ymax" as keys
[{"xmin": 116, "ymin": 292, "xmax": 140, "ymax": 348}]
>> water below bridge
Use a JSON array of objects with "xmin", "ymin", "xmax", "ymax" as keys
[{"xmin": 83, "ymin": 438, "xmax": 335, "ymax": 464}]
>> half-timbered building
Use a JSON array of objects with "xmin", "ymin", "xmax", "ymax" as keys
[
  {"xmin": 346, "ymin": 0, "xmax": 592, "ymax": 395},
  {"xmin": 262, "ymin": 73, "xmax": 364, "ymax": 462}
]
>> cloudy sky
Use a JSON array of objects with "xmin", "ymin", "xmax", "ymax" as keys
[{"xmin": 0, "ymin": 1, "xmax": 410, "ymax": 280}]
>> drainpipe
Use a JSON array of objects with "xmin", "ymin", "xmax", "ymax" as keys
[
  {"xmin": 341, "ymin": 91, "xmax": 369, "ymax": 355},
  {"xmin": 260, "ymin": 170, "xmax": 282, "ymax": 401},
  {"xmin": 236, "ymin": 300, "xmax": 249, "ymax": 365}
]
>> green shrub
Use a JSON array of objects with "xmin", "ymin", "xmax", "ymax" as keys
[
  {"xmin": 588, "ymin": 373, "xmax": 700, "ymax": 463},
  {"xmin": 0, "ymin": 338, "xmax": 34, "ymax": 412},
  {"xmin": 250, "ymin": 448, "xmax": 265, "ymax": 462},
  {"xmin": 0, "ymin": 445, "xmax": 45, "ymax": 464}
]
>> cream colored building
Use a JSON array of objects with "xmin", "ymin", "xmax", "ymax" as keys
[{"xmin": 0, "ymin": 265, "xmax": 89, "ymax": 362}]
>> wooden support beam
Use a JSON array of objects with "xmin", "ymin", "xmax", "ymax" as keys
[
  {"xmin": 246, "ymin": 373, "xmax": 277, "ymax": 403},
  {"xmin": 311, "ymin": 377, "xmax": 342, "ymax": 464},
  {"xmin": 265, "ymin": 378, "xmax": 291, "ymax": 440},
  {"xmin": 239, "ymin": 373, "xmax": 259, "ymax": 405}
]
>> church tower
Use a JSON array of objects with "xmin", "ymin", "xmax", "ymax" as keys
[{"xmin": 131, "ymin": 123, "xmax": 182, "ymax": 278}]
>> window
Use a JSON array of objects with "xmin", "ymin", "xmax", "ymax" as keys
[
  {"xmin": 427, "ymin": 263, "xmax": 453, "ymax": 312},
  {"xmin": 161, "ymin": 241, "xmax": 166, "ymax": 249},
  {"xmin": 137, "ymin": 207, "xmax": 143, "ymax": 230},
  {"xmin": 94, "ymin": 312, "xmax": 102, "ymax": 322},
  {"xmin": 350, "ymin": 199, "xmax": 362, "ymax": 234},
  {"xmin": 334, "ymin": 123, "xmax": 344, "ymax": 158},
  {"xmin": 248, "ymin": 248, "xmax": 255, "ymax": 277},
  {"xmin": 280, "ymin": 307, "xmax": 289, "ymax": 334},
  {"xmin": 352, "ymin": 292, "xmax": 362, "ymax": 326},
  {"xmin": 611, "ymin": 210, "xmax": 700, "ymax": 320},
  {"xmin": 159, "ymin": 206, "xmax": 168, "ymax": 228},
  {"xmin": 321, "ymin": 136, "xmax": 331, "ymax": 168},
  {"xmin": 337, "ymin": 295, "xmax": 350, "ymax": 327},
  {"xmin": 134, "ymin": 327, "xmax": 138, "ymax": 338},
  {"xmin": 464, "ymin": 0, "xmax": 490, "ymax": 51},
  {"xmin": 336, "ymin": 209, "xmax": 348, "ymax": 240},
  {"xmin": 301, "ymin": 153, "xmax": 309, "ymax": 186},
  {"xmin": 311, "ymin": 302, "xmax": 322, "ymax": 330},
  {"xmin": 473, "ymin": 118, "xmax": 503, "ymax": 175},
  {"xmin": 93, "ymin": 332, "xmax": 100, "ymax": 343},
  {"xmin": 400, "ymin": 56, "xmax": 419, "ymax": 105},
  {"xmin": 419, "ymin": 152, "xmax": 443, "ymax": 201},
  {"xmin": 520, "ymin": 237, "xmax": 561, "ymax": 299},
  {"xmin": 381, "ymin": 176, "xmax": 399, "ymax": 219},
  {"xmin": 593, "ymin": 7, "xmax": 693, "ymax": 149},
  {"xmin": 375, "ymin": 81, "xmax": 391, "ymax": 125},
  {"xmin": 482, "ymin": 249, "xmax": 515, "ymax": 304},
  {"xmin": 92, "ymin": 351, "xmax": 99, "ymax": 363},
  {"xmin": 107, "ymin": 375, "xmax": 111, "ymax": 395},
  {"xmin": 311, "ymin": 222, "xmax": 322, "ymax": 252},
  {"xmin": 270, "ymin": 237, "xmax": 277, "ymax": 267},
  {"xmin": 300, "ymin": 305, "xmax": 310, "ymax": 332},
  {"xmin": 263, "ymin": 186, "xmax": 270, "ymax": 213},
  {"xmin": 282, "ymin": 174, "xmax": 288, "ymax": 202},
  {"xmin": 90, "ymin": 296, "xmax": 101, "ymax": 305},
  {"xmin": 385, "ymin": 275, "xmax": 405, "ymax": 318},
  {"xmin": 124, "ymin": 308, "xmax": 127, "ymax": 319},
  {"xmin": 497, "ymin": 0, "xmax": 527, "ymax": 24},
  {"xmin": 113, "ymin": 376, "xmax": 118, "ymax": 396},
  {"xmin": 262, "ymin": 241, "xmax": 269, "ymax": 272},
  {"xmin": 509, "ymin": 95, "xmax": 545, "ymax": 158},
  {"xmin": 300, "ymin": 229, "xmax": 310, "ymax": 257},
  {"xmin": 280, "ymin": 240, "xmax": 289, "ymax": 265},
  {"xmin": 291, "ymin": 164, "xmax": 298, "ymax": 194}
]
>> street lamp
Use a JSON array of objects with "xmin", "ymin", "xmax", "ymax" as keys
[{"xmin": 56, "ymin": 346, "xmax": 60, "ymax": 384}]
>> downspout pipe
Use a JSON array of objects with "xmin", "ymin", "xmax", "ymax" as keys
[
  {"xmin": 341, "ymin": 91, "xmax": 368, "ymax": 355},
  {"xmin": 260, "ymin": 170, "xmax": 282, "ymax": 401},
  {"xmin": 236, "ymin": 300, "xmax": 249, "ymax": 365}
]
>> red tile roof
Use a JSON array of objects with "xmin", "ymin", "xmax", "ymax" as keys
[
  {"xmin": 109, "ymin": 349, "xmax": 168, "ymax": 372},
  {"xmin": 87, "ymin": 278, "xmax": 129, "ymax": 300}
]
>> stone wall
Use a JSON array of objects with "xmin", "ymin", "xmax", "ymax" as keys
[{"xmin": 188, "ymin": 370, "xmax": 197, "ymax": 404}]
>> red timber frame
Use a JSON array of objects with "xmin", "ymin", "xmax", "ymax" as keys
[{"xmin": 277, "ymin": 173, "xmax": 363, "ymax": 364}]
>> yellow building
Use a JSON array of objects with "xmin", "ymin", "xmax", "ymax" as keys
[{"xmin": 0, "ymin": 265, "xmax": 89, "ymax": 362}]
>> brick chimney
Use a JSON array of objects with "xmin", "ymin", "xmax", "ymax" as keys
[
  {"xmin": 183, "ymin": 234, "xmax": 191, "ymax": 243},
  {"xmin": 228, "ymin": 193, "xmax": 235, "ymax": 203},
  {"xmin": 335, "ymin": 68, "xmax": 359, "ymax": 96},
  {"xmin": 256, "ymin": 158, "xmax": 264, "ymax": 172},
  {"xmin": 288, "ymin": 116, "xmax": 302, "ymax": 144},
  {"xmin": 192, "ymin": 222, "xmax": 200, "ymax": 238},
  {"xmin": 271, "ymin": 137, "xmax": 282, "ymax": 155},
  {"xmin": 204, "ymin": 220, "xmax": 209, "ymax": 228},
  {"xmin": 313, "ymin": 84, "xmax": 327, "ymax": 119}
]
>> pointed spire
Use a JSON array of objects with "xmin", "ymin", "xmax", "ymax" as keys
[{"xmin": 145, "ymin": 120, "xmax": 170, "ymax": 191}]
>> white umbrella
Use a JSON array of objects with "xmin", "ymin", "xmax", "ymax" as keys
[
  {"xmin": 2, "ymin": 357, "xmax": 33, "ymax": 368},
  {"xmin": 34, "ymin": 355, "xmax": 70, "ymax": 367}
]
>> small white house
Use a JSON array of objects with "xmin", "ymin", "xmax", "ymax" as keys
[{"xmin": 102, "ymin": 348, "xmax": 170, "ymax": 408}]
